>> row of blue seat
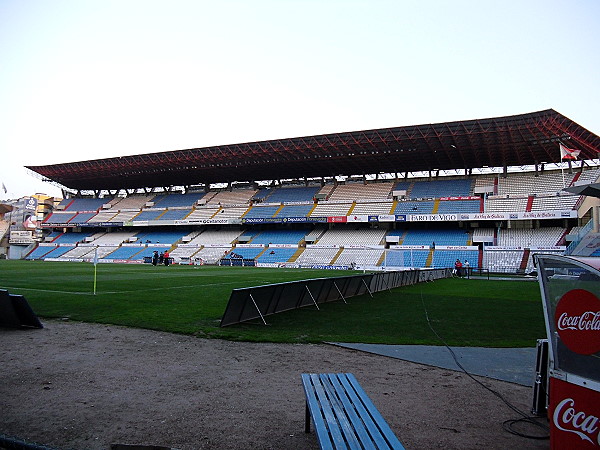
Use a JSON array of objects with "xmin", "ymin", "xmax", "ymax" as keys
[
  {"xmin": 102, "ymin": 246, "xmax": 172, "ymax": 260},
  {"xmin": 45, "ymin": 230, "xmax": 188, "ymax": 245},
  {"xmin": 59, "ymin": 192, "xmax": 207, "ymax": 211},
  {"xmin": 57, "ymin": 178, "xmax": 477, "ymax": 212},
  {"xmin": 46, "ymin": 199, "xmax": 481, "ymax": 224},
  {"xmin": 26, "ymin": 247, "xmax": 482, "ymax": 268},
  {"xmin": 257, "ymin": 186, "xmax": 321, "ymax": 203},
  {"xmin": 43, "ymin": 228, "xmax": 473, "ymax": 246}
]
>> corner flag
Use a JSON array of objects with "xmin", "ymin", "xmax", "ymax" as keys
[
  {"xmin": 560, "ymin": 143, "xmax": 580, "ymax": 161},
  {"xmin": 93, "ymin": 247, "xmax": 98, "ymax": 295}
]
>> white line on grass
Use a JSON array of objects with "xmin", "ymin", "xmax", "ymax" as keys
[
  {"xmin": 1, "ymin": 280, "xmax": 243, "ymax": 296},
  {"xmin": 1, "ymin": 286, "xmax": 94, "ymax": 295}
]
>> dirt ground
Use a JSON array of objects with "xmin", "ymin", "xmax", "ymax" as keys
[{"xmin": 1, "ymin": 320, "xmax": 549, "ymax": 449}]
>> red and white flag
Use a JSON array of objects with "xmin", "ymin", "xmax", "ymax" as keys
[{"xmin": 560, "ymin": 143, "xmax": 580, "ymax": 160}]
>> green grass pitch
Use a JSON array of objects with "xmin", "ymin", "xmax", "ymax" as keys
[{"xmin": 0, "ymin": 260, "xmax": 546, "ymax": 347}]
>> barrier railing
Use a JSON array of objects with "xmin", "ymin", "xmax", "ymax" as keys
[{"xmin": 220, "ymin": 268, "xmax": 449, "ymax": 326}]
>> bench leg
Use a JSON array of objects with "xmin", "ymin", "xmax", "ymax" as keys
[{"xmin": 305, "ymin": 402, "xmax": 311, "ymax": 433}]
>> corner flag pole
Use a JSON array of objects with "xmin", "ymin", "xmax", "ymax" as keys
[{"xmin": 93, "ymin": 247, "xmax": 98, "ymax": 295}]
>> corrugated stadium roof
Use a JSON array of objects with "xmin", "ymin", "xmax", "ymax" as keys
[{"xmin": 27, "ymin": 109, "xmax": 600, "ymax": 192}]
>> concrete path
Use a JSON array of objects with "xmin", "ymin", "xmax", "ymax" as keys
[{"xmin": 330, "ymin": 343, "xmax": 537, "ymax": 386}]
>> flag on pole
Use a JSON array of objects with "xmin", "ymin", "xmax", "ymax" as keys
[
  {"xmin": 560, "ymin": 143, "xmax": 580, "ymax": 161},
  {"xmin": 93, "ymin": 247, "xmax": 98, "ymax": 295}
]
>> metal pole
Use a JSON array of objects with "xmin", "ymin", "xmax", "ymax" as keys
[
  {"xmin": 305, "ymin": 284, "xmax": 320, "ymax": 310},
  {"xmin": 361, "ymin": 278, "xmax": 374, "ymax": 298},
  {"xmin": 381, "ymin": 273, "xmax": 392, "ymax": 292},
  {"xmin": 333, "ymin": 281, "xmax": 347, "ymax": 304},
  {"xmin": 249, "ymin": 293, "xmax": 268, "ymax": 325}
]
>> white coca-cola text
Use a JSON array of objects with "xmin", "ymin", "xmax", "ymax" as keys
[
  {"xmin": 557, "ymin": 311, "xmax": 600, "ymax": 331},
  {"xmin": 553, "ymin": 397, "xmax": 600, "ymax": 445}
]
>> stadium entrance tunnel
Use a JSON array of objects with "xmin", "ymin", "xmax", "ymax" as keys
[{"xmin": 220, "ymin": 268, "xmax": 449, "ymax": 327}]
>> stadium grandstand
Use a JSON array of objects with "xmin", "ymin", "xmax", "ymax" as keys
[{"xmin": 16, "ymin": 109, "xmax": 600, "ymax": 272}]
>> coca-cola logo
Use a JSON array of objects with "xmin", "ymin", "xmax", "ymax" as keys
[
  {"xmin": 553, "ymin": 397, "xmax": 600, "ymax": 445},
  {"xmin": 555, "ymin": 289, "xmax": 600, "ymax": 355}
]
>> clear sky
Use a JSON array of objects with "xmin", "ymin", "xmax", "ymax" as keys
[{"xmin": 1, "ymin": 0, "xmax": 599, "ymax": 199}]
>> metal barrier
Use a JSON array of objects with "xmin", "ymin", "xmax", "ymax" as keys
[{"xmin": 220, "ymin": 268, "xmax": 450, "ymax": 326}]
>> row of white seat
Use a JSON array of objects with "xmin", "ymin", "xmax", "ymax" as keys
[
  {"xmin": 484, "ymin": 194, "xmax": 579, "ymax": 212},
  {"xmin": 497, "ymin": 227, "xmax": 565, "ymax": 247},
  {"xmin": 497, "ymin": 172, "xmax": 575, "ymax": 195},
  {"xmin": 482, "ymin": 250, "xmax": 563, "ymax": 273},
  {"xmin": 471, "ymin": 227, "xmax": 564, "ymax": 246},
  {"xmin": 476, "ymin": 167, "xmax": 600, "ymax": 196},
  {"xmin": 323, "ymin": 182, "xmax": 396, "ymax": 202}
]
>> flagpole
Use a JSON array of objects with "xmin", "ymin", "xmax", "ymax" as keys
[
  {"xmin": 559, "ymin": 142, "xmax": 581, "ymax": 188},
  {"xmin": 93, "ymin": 247, "xmax": 98, "ymax": 295},
  {"xmin": 559, "ymin": 143, "xmax": 566, "ymax": 189}
]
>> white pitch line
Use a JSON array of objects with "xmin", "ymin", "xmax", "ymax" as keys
[
  {"xmin": 1, "ymin": 286, "xmax": 93, "ymax": 295},
  {"xmin": 1, "ymin": 280, "xmax": 244, "ymax": 296}
]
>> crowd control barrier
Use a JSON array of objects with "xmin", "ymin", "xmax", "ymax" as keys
[{"xmin": 220, "ymin": 268, "xmax": 449, "ymax": 327}]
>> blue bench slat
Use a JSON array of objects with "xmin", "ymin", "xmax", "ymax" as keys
[
  {"xmin": 302, "ymin": 374, "xmax": 336, "ymax": 450},
  {"xmin": 324, "ymin": 374, "xmax": 374, "ymax": 447},
  {"xmin": 319, "ymin": 374, "xmax": 363, "ymax": 450},
  {"xmin": 311, "ymin": 374, "xmax": 351, "ymax": 449},
  {"xmin": 335, "ymin": 374, "xmax": 393, "ymax": 449},
  {"xmin": 302, "ymin": 373, "xmax": 405, "ymax": 450},
  {"xmin": 342, "ymin": 374, "xmax": 405, "ymax": 449}
]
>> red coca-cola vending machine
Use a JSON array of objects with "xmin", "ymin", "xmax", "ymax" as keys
[{"xmin": 534, "ymin": 255, "xmax": 600, "ymax": 449}]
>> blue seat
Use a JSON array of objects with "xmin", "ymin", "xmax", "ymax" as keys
[
  {"xmin": 251, "ymin": 230, "xmax": 307, "ymax": 245},
  {"xmin": 62, "ymin": 197, "xmax": 111, "ymax": 211},
  {"xmin": 257, "ymin": 248, "xmax": 297, "ymax": 263},
  {"xmin": 263, "ymin": 186, "xmax": 320, "ymax": 203},
  {"xmin": 276, "ymin": 204, "xmax": 314, "ymax": 218},
  {"xmin": 132, "ymin": 210, "xmax": 165, "ymax": 221}
]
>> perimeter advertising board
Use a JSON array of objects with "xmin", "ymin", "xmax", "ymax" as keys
[
  {"xmin": 22, "ymin": 196, "xmax": 38, "ymax": 230},
  {"xmin": 534, "ymin": 255, "xmax": 600, "ymax": 449},
  {"xmin": 550, "ymin": 378, "xmax": 600, "ymax": 447},
  {"xmin": 40, "ymin": 208, "xmax": 575, "ymax": 228},
  {"xmin": 9, "ymin": 230, "xmax": 35, "ymax": 244}
]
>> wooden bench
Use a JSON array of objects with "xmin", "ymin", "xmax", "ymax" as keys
[{"xmin": 301, "ymin": 373, "xmax": 405, "ymax": 449}]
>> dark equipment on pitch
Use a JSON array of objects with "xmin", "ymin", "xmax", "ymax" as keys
[
  {"xmin": 0, "ymin": 289, "xmax": 43, "ymax": 329},
  {"xmin": 531, "ymin": 338, "xmax": 549, "ymax": 416}
]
